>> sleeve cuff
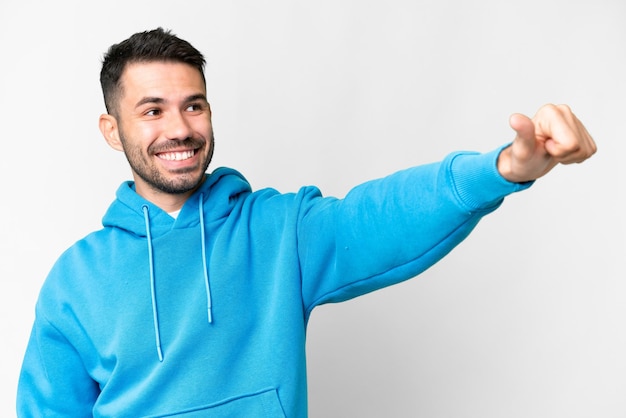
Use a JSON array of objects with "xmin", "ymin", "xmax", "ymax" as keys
[{"xmin": 448, "ymin": 144, "xmax": 534, "ymax": 211}]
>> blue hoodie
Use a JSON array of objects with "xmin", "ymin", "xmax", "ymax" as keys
[{"xmin": 17, "ymin": 148, "xmax": 530, "ymax": 417}]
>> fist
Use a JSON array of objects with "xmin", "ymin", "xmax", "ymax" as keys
[{"xmin": 497, "ymin": 104, "xmax": 597, "ymax": 183}]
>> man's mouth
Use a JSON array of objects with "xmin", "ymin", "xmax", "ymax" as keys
[{"xmin": 157, "ymin": 149, "xmax": 196, "ymax": 161}]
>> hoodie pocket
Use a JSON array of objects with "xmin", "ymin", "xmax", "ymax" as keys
[{"xmin": 148, "ymin": 388, "xmax": 287, "ymax": 417}]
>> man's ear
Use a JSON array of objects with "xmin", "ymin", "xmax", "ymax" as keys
[{"xmin": 99, "ymin": 114, "xmax": 124, "ymax": 151}]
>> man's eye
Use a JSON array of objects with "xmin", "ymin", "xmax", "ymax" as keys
[
  {"xmin": 146, "ymin": 109, "xmax": 161, "ymax": 116},
  {"xmin": 186, "ymin": 103, "xmax": 203, "ymax": 112}
]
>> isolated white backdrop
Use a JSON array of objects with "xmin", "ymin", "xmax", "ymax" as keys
[{"xmin": 1, "ymin": 0, "xmax": 624, "ymax": 416}]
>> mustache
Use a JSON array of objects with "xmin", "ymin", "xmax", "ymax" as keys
[{"xmin": 149, "ymin": 137, "xmax": 206, "ymax": 154}]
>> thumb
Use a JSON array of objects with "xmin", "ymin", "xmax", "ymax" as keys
[{"xmin": 509, "ymin": 113, "xmax": 537, "ymax": 160}]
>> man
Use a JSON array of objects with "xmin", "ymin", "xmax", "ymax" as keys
[{"xmin": 17, "ymin": 27, "xmax": 596, "ymax": 417}]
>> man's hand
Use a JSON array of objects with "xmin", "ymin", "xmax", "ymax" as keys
[{"xmin": 497, "ymin": 104, "xmax": 597, "ymax": 183}]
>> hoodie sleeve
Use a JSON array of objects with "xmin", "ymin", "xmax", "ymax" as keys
[
  {"xmin": 17, "ymin": 307, "xmax": 99, "ymax": 417},
  {"xmin": 297, "ymin": 147, "xmax": 532, "ymax": 316}
]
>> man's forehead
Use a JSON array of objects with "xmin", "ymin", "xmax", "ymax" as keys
[
  {"xmin": 119, "ymin": 61, "xmax": 205, "ymax": 102},
  {"xmin": 122, "ymin": 61, "xmax": 201, "ymax": 82}
]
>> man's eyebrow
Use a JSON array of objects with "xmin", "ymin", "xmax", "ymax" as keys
[
  {"xmin": 135, "ymin": 97, "xmax": 165, "ymax": 108},
  {"xmin": 135, "ymin": 94, "xmax": 207, "ymax": 108},
  {"xmin": 185, "ymin": 94, "xmax": 208, "ymax": 103}
]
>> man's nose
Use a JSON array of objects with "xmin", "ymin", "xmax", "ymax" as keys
[{"xmin": 164, "ymin": 111, "xmax": 193, "ymax": 141}]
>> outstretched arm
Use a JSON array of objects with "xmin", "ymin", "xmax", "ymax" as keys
[{"xmin": 497, "ymin": 104, "xmax": 596, "ymax": 183}]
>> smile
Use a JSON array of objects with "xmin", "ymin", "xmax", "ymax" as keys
[{"xmin": 157, "ymin": 150, "xmax": 196, "ymax": 161}]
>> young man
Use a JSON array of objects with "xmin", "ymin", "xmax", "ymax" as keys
[{"xmin": 17, "ymin": 28, "xmax": 596, "ymax": 417}]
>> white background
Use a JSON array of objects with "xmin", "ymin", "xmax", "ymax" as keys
[{"xmin": 1, "ymin": 0, "xmax": 624, "ymax": 416}]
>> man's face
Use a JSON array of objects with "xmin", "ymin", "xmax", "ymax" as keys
[{"xmin": 107, "ymin": 61, "xmax": 214, "ymax": 203}]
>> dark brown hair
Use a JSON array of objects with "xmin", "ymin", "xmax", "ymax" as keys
[{"xmin": 100, "ymin": 27, "xmax": 206, "ymax": 116}]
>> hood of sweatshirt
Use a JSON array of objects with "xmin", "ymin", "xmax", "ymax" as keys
[
  {"xmin": 102, "ymin": 167, "xmax": 251, "ymax": 238},
  {"xmin": 101, "ymin": 167, "xmax": 252, "ymax": 361}
]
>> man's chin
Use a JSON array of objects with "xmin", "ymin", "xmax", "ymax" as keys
[
  {"xmin": 163, "ymin": 177, "xmax": 205, "ymax": 195},
  {"xmin": 146, "ymin": 171, "xmax": 206, "ymax": 195}
]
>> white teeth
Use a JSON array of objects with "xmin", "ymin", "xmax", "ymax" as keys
[{"xmin": 159, "ymin": 150, "xmax": 195, "ymax": 161}]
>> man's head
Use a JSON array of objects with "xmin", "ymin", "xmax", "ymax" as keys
[
  {"xmin": 100, "ymin": 27, "xmax": 206, "ymax": 117},
  {"xmin": 98, "ymin": 29, "xmax": 214, "ymax": 211}
]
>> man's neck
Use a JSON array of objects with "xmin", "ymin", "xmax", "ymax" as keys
[
  {"xmin": 131, "ymin": 174, "xmax": 207, "ymax": 213},
  {"xmin": 135, "ymin": 184, "xmax": 195, "ymax": 213}
]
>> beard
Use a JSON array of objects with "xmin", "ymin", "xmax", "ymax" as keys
[{"xmin": 119, "ymin": 130, "xmax": 215, "ymax": 195}]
